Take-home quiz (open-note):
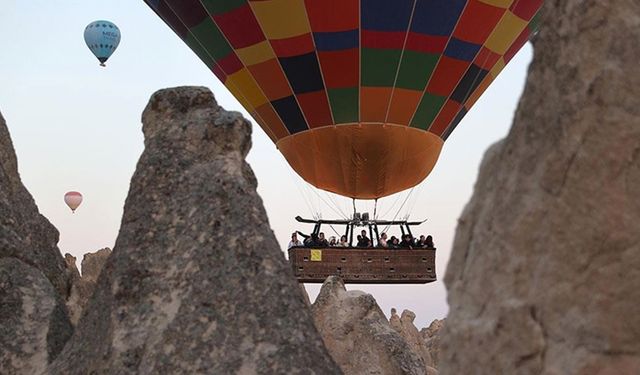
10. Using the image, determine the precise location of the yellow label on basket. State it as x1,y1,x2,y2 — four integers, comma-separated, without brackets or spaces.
310,249,322,262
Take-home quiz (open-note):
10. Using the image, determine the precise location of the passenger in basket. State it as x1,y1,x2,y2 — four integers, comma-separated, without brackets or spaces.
425,235,435,249
329,236,337,247
296,231,310,245
338,235,349,247
298,231,318,247
358,230,371,247
388,236,399,249
399,234,414,249
416,235,426,248
288,232,302,249
379,232,388,248
318,232,330,247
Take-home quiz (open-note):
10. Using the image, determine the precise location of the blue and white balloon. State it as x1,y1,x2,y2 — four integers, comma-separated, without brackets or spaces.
84,20,120,67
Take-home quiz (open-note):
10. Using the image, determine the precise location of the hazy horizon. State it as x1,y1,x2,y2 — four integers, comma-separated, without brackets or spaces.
0,0,532,328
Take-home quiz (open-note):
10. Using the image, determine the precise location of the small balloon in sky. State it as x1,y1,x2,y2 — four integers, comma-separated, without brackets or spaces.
84,20,121,67
64,191,83,213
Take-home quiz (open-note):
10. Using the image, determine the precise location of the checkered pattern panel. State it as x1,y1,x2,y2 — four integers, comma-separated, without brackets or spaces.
144,0,543,142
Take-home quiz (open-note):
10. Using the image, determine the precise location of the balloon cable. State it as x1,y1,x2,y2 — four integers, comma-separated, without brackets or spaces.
286,166,317,220
324,191,349,219
308,184,348,220
382,188,414,234
373,199,378,220
380,191,404,219
328,224,341,238
352,199,356,218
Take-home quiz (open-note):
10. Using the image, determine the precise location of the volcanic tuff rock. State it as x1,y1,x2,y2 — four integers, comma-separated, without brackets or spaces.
390,309,435,369
0,112,71,299
300,284,312,306
63,254,81,324
312,276,427,375
65,248,112,325
79,247,111,282
442,1,640,374
0,258,73,375
420,319,445,369
48,87,340,374
0,112,73,373
420,318,445,341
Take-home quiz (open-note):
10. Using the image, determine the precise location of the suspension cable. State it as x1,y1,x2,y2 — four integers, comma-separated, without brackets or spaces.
286,167,316,220
328,224,342,238
382,188,415,233
352,198,356,218
373,198,378,220
307,184,349,219
380,191,404,218
324,191,349,219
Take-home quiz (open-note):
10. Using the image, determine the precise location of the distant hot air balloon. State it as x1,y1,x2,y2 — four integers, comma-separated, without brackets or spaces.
84,20,121,66
64,191,83,213
144,0,543,199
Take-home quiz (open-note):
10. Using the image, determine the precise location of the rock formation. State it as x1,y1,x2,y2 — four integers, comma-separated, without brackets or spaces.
48,87,339,374
0,112,71,299
0,258,73,375
65,248,112,324
420,319,445,369
80,248,111,282
420,319,444,340
299,284,311,306
0,112,73,373
312,276,427,375
442,2,640,374
390,309,435,368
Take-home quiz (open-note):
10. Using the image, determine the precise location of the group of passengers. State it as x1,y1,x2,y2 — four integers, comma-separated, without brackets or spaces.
288,230,434,250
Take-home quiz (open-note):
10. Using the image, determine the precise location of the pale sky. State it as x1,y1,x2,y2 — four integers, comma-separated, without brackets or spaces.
0,0,532,328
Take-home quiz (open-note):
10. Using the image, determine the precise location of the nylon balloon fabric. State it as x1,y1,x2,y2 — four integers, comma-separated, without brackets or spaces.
84,20,121,66
64,191,83,212
144,0,543,199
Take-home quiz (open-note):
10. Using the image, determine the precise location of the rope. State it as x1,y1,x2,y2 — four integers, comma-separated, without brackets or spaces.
308,184,349,219
380,191,404,218
352,199,356,218
405,180,425,219
328,224,341,238
373,199,378,220
287,168,317,220
382,188,414,233
324,191,349,219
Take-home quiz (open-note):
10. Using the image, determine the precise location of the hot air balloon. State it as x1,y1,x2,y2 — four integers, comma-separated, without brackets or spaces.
143,0,542,200
84,20,121,66
144,0,544,284
64,191,83,213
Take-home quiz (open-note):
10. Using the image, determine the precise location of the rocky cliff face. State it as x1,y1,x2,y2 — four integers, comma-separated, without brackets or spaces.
390,309,435,369
48,87,339,374
420,319,445,369
0,112,73,374
0,258,72,375
312,276,428,375
442,2,640,374
0,112,71,300
65,248,112,324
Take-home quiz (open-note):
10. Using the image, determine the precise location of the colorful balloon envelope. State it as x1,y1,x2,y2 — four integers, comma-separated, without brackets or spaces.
144,0,543,199
64,191,83,213
84,20,121,66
